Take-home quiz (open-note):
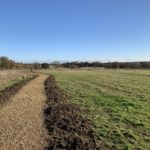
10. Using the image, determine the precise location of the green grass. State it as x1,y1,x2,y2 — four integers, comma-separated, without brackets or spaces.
0,76,32,91
38,69,150,150
0,79,23,91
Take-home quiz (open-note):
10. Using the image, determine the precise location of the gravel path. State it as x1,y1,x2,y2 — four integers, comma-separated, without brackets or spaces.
0,75,49,150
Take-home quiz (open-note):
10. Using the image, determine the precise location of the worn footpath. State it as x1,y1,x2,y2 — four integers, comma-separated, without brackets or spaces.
0,75,49,150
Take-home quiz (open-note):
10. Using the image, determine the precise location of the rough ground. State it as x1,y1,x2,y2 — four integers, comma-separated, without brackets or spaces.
44,76,101,150
0,75,49,150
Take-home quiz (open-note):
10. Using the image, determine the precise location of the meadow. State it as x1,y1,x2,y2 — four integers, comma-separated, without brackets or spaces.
0,70,32,90
38,69,150,150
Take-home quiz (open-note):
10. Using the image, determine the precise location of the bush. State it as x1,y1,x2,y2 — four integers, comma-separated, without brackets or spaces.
41,63,49,69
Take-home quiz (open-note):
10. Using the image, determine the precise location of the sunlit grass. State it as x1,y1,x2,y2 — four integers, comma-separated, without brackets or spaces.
0,70,32,91
0,78,24,91
38,69,150,149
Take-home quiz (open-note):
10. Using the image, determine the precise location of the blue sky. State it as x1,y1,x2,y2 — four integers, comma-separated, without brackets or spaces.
0,0,150,62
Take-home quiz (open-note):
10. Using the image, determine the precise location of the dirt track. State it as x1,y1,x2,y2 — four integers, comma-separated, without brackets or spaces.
0,75,49,150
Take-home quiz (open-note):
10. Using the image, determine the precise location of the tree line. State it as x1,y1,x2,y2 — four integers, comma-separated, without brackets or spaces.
62,61,150,69
0,56,150,69
0,57,49,69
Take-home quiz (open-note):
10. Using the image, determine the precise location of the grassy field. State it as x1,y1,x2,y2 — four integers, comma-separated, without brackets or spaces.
37,69,150,150
0,70,32,90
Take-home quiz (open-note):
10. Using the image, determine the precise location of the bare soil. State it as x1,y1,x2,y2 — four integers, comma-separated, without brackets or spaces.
0,75,49,150
44,76,101,150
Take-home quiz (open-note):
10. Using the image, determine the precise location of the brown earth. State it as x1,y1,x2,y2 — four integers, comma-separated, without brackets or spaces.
0,75,49,150
44,75,102,150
